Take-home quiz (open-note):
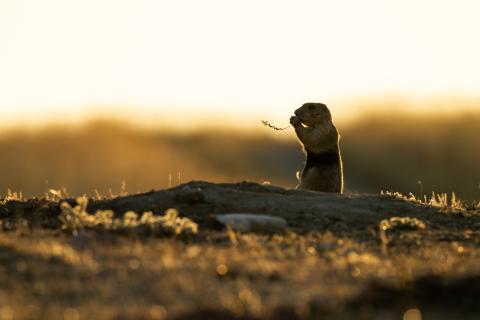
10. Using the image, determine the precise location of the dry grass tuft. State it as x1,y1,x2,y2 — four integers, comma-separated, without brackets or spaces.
381,190,466,211
379,216,426,248
59,197,198,236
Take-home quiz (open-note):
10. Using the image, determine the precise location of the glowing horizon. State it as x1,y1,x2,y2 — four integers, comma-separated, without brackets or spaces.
1,0,480,128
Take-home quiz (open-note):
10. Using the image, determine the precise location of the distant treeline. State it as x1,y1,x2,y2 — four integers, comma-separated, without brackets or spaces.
1,112,479,201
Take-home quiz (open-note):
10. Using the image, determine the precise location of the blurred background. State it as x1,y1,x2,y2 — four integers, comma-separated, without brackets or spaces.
1,1,479,201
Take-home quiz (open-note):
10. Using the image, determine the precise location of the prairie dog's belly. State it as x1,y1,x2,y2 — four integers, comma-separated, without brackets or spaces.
298,159,342,193
299,151,343,193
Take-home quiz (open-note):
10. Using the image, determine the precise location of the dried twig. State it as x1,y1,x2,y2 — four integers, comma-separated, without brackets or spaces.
261,120,291,131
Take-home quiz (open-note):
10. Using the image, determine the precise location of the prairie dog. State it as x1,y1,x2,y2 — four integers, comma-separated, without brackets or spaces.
290,102,343,193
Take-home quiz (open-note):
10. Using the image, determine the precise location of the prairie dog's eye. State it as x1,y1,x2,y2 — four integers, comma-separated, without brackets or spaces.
308,105,315,110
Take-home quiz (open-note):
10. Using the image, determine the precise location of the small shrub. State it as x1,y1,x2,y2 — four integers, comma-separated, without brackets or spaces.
59,197,198,236
379,216,426,246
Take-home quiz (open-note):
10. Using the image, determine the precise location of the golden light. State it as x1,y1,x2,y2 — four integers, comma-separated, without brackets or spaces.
1,0,480,128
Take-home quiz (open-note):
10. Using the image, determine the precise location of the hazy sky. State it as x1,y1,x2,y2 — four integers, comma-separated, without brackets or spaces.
1,0,480,128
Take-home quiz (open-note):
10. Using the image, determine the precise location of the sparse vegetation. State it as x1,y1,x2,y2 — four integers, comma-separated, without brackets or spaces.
379,217,426,247
381,190,465,210
1,181,480,319
3,189,24,202
59,197,198,236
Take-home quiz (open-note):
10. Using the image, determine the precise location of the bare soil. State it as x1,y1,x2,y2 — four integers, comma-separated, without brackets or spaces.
1,181,480,320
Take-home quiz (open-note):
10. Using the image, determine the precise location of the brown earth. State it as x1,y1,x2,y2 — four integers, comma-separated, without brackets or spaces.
1,181,480,319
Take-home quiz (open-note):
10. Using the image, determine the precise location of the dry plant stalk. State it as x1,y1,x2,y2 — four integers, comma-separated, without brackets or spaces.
261,120,291,131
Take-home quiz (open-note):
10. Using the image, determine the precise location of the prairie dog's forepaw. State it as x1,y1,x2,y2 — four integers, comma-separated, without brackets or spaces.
290,116,302,127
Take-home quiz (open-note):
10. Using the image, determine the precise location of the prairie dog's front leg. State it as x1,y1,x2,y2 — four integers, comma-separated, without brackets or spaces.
290,116,312,146
290,115,302,127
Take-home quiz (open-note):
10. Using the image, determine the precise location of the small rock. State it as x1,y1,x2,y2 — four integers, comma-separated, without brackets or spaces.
215,213,287,233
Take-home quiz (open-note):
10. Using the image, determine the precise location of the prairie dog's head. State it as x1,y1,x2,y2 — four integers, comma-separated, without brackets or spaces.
294,102,332,127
